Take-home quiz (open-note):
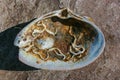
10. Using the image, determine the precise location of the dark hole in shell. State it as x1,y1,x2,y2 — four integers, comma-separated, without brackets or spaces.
18,40,20,44
23,38,27,41
61,9,68,17
80,48,83,51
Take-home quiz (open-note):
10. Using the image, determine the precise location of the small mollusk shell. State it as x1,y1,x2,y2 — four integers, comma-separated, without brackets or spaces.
14,8,105,70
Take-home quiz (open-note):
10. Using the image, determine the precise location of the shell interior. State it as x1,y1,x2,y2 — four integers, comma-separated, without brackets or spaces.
14,8,105,70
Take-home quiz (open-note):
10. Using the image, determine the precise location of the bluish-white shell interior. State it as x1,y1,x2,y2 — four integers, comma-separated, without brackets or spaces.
14,8,105,70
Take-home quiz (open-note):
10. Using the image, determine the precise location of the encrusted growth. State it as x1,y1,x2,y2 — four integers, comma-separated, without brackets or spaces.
18,16,96,63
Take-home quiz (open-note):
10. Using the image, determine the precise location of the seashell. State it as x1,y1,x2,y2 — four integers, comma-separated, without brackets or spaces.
14,8,105,70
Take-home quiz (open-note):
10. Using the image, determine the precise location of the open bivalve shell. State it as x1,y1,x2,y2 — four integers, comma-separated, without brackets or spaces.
14,8,105,70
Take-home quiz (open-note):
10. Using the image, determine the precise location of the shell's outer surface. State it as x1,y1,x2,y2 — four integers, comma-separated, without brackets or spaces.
14,8,105,70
